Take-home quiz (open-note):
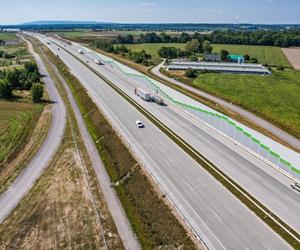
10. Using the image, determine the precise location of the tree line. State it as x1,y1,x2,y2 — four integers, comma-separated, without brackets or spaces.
115,30,300,47
94,40,153,66
0,61,44,102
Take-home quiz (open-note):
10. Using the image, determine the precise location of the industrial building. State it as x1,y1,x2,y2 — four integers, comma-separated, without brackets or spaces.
166,60,271,75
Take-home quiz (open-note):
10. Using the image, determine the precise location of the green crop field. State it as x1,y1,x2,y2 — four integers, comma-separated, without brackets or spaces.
212,44,291,67
191,69,300,139
0,100,43,167
0,32,18,41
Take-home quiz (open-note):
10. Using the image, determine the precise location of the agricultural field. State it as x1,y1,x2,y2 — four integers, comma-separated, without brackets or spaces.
0,32,18,41
0,100,43,167
212,44,291,67
191,69,300,139
121,43,185,63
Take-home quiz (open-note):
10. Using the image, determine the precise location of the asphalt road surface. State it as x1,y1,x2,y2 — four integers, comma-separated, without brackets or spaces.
37,35,292,249
152,61,300,151
73,43,300,234
0,37,66,222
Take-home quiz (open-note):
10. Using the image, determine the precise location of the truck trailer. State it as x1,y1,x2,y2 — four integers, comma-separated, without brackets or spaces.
135,88,151,101
152,95,164,105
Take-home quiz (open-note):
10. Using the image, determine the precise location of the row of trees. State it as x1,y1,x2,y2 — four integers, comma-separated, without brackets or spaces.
158,40,213,59
94,40,153,66
115,30,300,48
0,61,44,102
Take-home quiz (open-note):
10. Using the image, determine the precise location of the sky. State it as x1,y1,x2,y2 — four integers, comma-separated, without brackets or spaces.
0,0,300,25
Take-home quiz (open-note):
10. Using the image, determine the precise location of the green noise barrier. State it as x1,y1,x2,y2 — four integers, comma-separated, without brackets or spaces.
91,51,300,180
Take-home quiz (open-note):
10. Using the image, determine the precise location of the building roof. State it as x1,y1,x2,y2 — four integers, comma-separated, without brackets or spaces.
228,54,244,60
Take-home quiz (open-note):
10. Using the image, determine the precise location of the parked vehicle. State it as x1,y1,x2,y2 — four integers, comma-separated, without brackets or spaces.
291,182,300,192
135,120,144,128
135,88,151,101
78,49,84,54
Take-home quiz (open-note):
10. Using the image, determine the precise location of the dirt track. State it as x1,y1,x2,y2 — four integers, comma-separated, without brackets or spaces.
282,48,300,70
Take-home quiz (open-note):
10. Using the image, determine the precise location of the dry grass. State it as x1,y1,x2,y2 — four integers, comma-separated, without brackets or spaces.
0,126,119,249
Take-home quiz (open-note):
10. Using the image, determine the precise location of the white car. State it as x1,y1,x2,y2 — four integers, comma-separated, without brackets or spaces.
135,120,144,128
291,182,300,192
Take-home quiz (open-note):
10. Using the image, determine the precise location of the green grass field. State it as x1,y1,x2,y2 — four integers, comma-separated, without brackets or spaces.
0,100,43,167
121,43,185,63
212,44,291,67
0,32,18,41
191,70,300,139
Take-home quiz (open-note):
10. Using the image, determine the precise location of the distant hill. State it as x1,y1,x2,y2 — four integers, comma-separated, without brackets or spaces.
21,20,111,25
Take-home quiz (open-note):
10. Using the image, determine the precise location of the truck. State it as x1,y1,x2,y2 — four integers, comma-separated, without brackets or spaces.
135,88,151,101
94,59,104,65
152,94,164,105
78,49,84,54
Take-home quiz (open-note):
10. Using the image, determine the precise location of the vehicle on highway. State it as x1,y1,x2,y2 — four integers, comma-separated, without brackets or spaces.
94,59,104,65
78,49,84,54
152,94,164,105
135,120,144,128
291,182,300,192
57,48,60,50
135,88,151,101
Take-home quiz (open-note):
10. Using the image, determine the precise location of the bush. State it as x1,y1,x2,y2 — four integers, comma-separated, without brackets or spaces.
277,65,284,71
31,83,44,103
128,50,152,64
189,54,198,62
185,69,199,78
250,57,258,63
94,40,114,53
158,46,179,59
0,80,12,98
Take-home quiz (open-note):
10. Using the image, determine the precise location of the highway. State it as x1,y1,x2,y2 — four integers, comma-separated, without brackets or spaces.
70,42,300,233
152,61,300,152
0,37,67,222
36,34,293,249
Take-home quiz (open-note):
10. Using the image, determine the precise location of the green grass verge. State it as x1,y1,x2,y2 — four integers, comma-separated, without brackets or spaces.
43,41,196,249
190,70,300,140
0,100,44,168
212,44,291,67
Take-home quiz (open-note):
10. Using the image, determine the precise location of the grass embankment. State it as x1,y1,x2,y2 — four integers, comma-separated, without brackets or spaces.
0,123,117,249
46,41,196,249
0,100,44,168
0,38,124,249
212,44,291,67
189,70,300,140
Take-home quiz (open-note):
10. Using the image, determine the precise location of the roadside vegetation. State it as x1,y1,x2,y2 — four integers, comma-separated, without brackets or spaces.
0,40,45,174
168,69,300,140
44,39,197,249
0,37,124,250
